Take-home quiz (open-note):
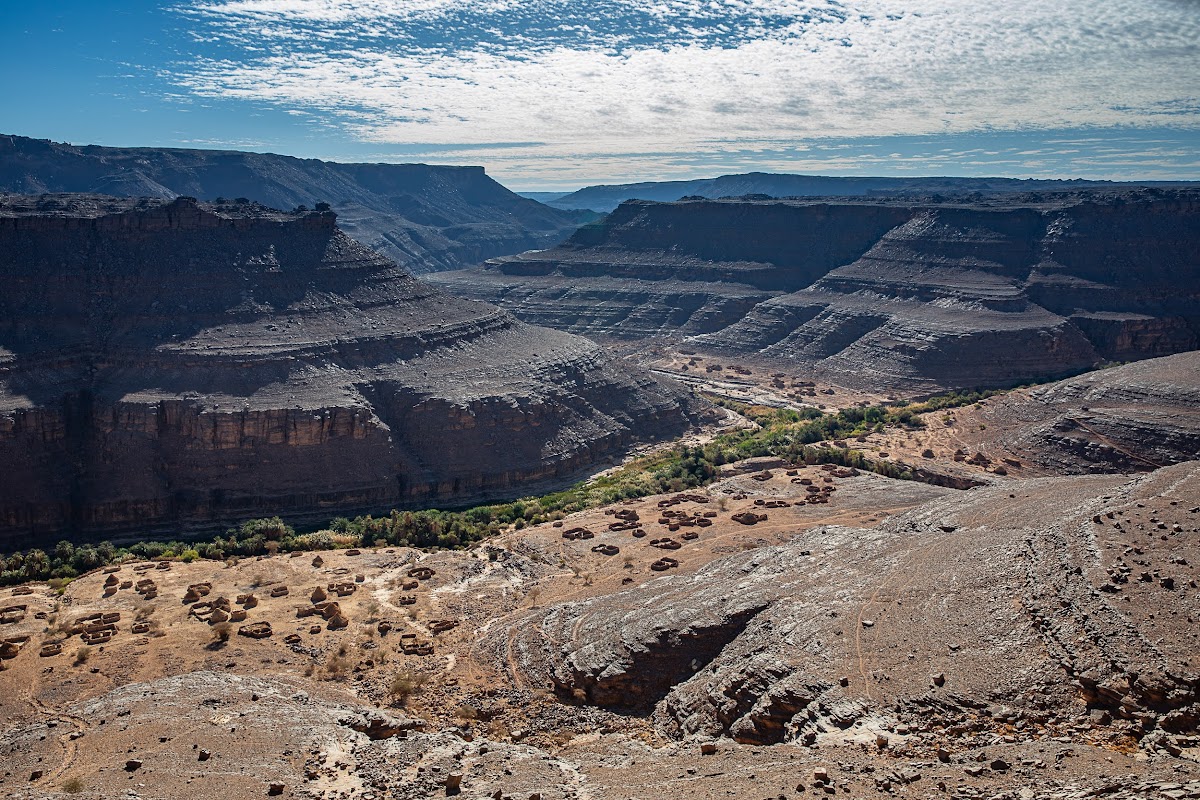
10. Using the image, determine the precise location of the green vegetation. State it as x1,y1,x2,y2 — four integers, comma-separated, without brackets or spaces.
0,390,994,586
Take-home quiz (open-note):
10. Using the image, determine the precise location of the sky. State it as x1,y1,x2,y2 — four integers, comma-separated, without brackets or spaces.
2,0,1198,190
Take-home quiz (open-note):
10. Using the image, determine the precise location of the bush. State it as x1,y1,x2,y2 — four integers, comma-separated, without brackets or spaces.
389,669,430,705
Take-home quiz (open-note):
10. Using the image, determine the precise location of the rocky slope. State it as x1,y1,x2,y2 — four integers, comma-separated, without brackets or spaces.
430,191,1200,390
0,134,588,273
499,462,1200,752
547,172,1199,212
893,351,1200,476
0,194,696,547
3,455,1197,800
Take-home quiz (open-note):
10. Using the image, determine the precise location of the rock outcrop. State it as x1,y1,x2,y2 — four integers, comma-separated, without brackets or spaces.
950,350,1200,474
498,463,1200,746
0,194,696,546
430,191,1200,390
0,134,590,273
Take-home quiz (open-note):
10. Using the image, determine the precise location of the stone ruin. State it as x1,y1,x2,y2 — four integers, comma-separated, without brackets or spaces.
0,604,27,625
189,598,230,623
327,581,357,598
1,635,31,659
650,538,682,550
312,555,325,568
39,642,63,657
269,585,290,598
754,499,791,509
135,578,158,600
562,527,595,541
183,582,212,603
650,557,679,572
80,622,117,645
407,567,435,581
428,619,459,634
399,632,434,656
732,511,768,525
590,544,620,556
657,493,710,509
236,593,259,608
750,471,774,482
397,594,417,605
11,586,34,596
131,621,151,634
238,621,273,639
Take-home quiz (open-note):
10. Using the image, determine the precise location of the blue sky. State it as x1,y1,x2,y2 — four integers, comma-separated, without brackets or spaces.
2,0,1198,190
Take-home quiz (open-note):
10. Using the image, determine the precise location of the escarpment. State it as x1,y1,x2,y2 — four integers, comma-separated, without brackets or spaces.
0,134,589,273
429,191,1200,389
0,194,697,546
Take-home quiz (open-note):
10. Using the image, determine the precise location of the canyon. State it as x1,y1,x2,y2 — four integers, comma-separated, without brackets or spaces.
0,194,697,547
0,134,589,274
430,190,1200,391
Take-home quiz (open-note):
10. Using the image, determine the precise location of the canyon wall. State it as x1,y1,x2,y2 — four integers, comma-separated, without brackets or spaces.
429,191,1200,390
0,195,697,548
0,134,589,273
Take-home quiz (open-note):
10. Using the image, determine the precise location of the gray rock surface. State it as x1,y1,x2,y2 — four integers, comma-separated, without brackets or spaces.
0,194,697,545
0,134,589,273
499,464,1200,746
431,192,1200,390
963,351,1200,473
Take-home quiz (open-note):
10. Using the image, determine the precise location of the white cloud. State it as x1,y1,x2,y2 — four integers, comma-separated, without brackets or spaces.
170,0,1200,181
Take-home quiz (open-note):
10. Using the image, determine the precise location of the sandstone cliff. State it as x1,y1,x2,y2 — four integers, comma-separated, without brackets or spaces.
0,134,589,273
0,195,696,547
430,191,1200,390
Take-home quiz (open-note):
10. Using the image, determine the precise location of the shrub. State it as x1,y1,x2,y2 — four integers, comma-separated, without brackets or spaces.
389,669,430,705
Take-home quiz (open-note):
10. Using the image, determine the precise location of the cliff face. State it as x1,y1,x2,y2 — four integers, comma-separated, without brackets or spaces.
0,134,589,273
0,195,696,547
429,191,1200,390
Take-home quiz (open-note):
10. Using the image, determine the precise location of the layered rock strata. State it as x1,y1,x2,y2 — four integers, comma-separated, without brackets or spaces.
0,195,695,546
952,350,1200,473
0,134,589,273
430,191,1200,390
497,463,1200,746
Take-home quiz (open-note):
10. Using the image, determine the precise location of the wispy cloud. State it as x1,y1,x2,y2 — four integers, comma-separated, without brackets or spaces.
168,0,1200,182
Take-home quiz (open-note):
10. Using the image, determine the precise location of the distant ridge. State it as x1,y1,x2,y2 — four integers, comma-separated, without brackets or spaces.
0,134,589,273
547,171,1200,212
